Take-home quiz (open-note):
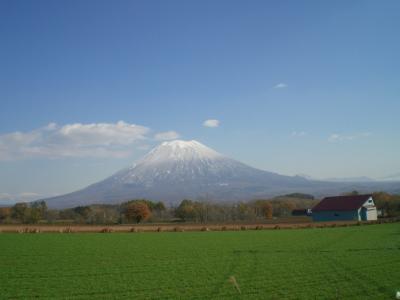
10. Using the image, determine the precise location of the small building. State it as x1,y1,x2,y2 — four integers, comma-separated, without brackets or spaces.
312,194,378,222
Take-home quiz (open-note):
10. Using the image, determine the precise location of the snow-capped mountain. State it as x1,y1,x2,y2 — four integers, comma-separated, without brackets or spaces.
109,140,299,186
43,140,400,208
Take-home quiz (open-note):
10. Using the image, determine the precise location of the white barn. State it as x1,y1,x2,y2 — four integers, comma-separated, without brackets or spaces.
312,194,378,222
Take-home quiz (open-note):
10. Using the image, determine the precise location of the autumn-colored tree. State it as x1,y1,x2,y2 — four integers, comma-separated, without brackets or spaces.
74,206,92,219
11,203,29,223
31,201,47,217
175,199,196,221
0,207,11,223
373,192,400,217
236,202,255,220
28,201,48,223
27,208,41,223
261,202,273,219
154,201,166,212
152,201,166,219
281,201,296,216
125,202,151,223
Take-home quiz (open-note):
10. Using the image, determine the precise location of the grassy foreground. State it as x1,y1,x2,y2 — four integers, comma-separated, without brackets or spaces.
0,224,399,299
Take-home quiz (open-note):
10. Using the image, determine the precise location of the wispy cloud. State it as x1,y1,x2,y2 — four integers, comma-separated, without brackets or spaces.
328,132,372,143
0,192,45,205
291,131,307,137
274,83,288,89
154,131,180,141
203,119,220,128
0,121,151,160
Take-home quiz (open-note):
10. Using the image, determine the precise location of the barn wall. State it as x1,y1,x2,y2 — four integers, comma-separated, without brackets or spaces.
361,207,378,221
361,197,378,221
312,210,360,222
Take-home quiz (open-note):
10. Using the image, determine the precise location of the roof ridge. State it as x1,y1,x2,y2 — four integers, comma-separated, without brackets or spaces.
313,194,373,212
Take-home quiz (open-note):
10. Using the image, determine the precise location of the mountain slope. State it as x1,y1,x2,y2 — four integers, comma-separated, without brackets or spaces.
43,140,307,208
43,140,400,208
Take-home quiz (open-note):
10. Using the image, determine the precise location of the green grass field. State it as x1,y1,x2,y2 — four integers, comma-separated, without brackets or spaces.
0,223,399,299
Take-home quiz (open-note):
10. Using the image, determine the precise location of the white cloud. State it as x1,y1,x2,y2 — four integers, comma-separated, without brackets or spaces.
203,119,220,128
291,131,307,137
274,83,288,89
56,121,148,145
328,132,372,143
154,131,180,141
328,134,341,142
0,121,150,160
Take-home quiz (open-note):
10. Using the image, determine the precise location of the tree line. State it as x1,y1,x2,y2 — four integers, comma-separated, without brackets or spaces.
0,192,399,225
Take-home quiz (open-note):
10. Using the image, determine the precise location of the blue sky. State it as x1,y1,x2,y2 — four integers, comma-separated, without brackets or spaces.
0,0,399,202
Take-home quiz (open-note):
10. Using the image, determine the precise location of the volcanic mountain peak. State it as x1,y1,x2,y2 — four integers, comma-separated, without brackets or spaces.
41,140,400,209
136,139,223,165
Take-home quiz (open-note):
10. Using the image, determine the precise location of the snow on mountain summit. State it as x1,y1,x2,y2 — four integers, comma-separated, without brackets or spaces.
136,140,223,165
116,140,236,185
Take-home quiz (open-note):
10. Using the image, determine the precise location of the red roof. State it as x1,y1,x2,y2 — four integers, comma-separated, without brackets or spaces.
313,194,372,212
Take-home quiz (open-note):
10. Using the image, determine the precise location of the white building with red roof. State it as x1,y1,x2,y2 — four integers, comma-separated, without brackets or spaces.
312,194,378,222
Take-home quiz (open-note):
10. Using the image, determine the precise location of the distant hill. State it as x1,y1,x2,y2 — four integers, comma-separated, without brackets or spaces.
323,176,375,182
379,173,400,182
277,193,315,200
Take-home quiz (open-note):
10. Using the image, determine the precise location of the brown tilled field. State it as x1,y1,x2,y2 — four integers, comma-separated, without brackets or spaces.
0,218,389,233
